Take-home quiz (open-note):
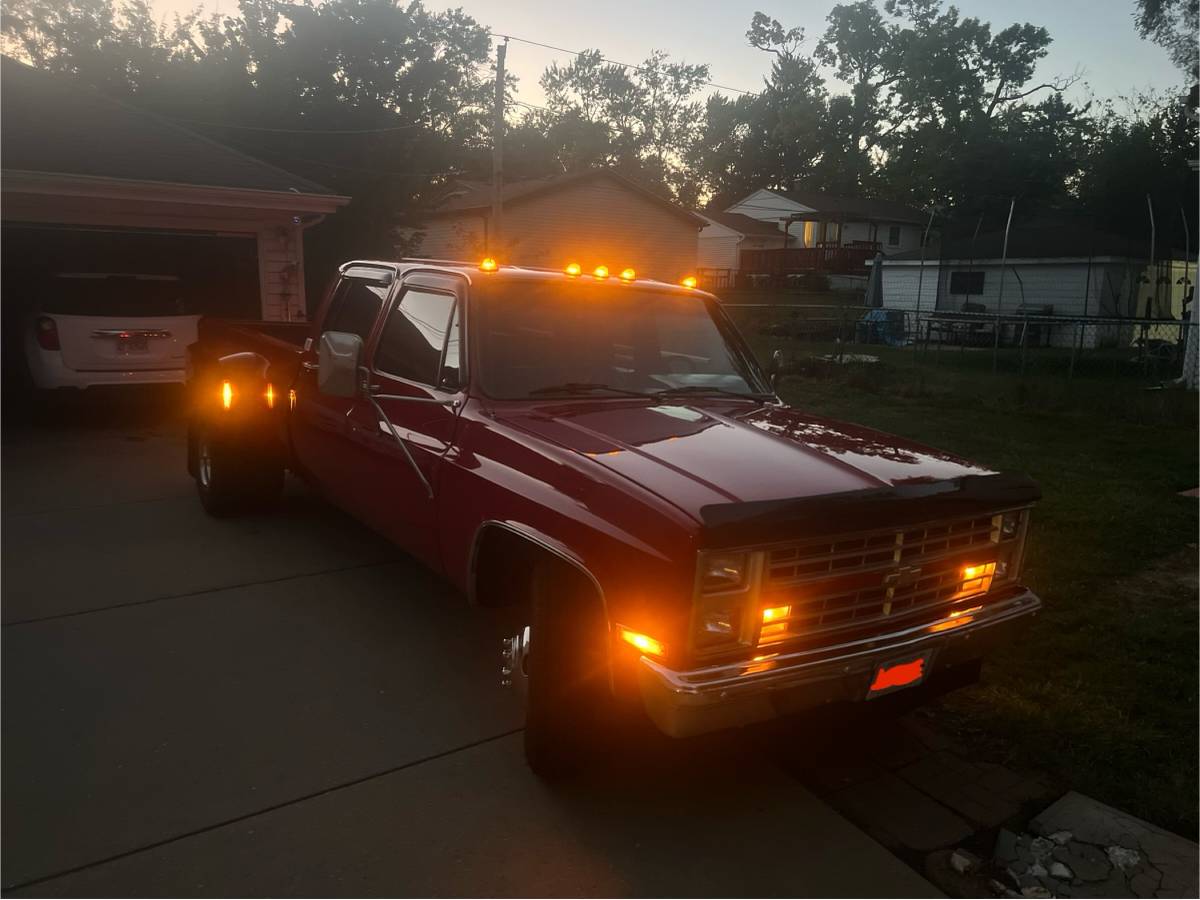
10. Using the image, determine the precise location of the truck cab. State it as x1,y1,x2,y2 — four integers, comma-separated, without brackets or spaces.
187,257,1042,776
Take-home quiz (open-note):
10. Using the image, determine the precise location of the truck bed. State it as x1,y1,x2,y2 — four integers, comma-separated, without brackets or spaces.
191,318,310,386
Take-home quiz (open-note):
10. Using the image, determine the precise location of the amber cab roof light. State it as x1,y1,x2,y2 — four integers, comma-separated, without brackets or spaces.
479,257,499,272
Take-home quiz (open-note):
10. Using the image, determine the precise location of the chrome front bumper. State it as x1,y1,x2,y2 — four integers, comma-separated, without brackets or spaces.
638,589,1041,738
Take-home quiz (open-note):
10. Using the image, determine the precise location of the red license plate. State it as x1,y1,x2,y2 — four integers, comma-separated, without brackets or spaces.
867,654,930,699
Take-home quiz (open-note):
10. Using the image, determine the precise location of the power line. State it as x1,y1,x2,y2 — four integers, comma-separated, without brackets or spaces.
489,31,758,97
167,116,427,134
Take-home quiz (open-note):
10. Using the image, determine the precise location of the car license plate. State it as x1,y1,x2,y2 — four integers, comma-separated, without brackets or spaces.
117,335,149,353
866,653,930,699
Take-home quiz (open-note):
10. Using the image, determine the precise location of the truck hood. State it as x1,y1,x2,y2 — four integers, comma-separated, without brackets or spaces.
495,400,994,522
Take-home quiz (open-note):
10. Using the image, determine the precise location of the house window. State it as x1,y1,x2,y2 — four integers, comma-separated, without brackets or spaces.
887,226,901,247
949,271,985,295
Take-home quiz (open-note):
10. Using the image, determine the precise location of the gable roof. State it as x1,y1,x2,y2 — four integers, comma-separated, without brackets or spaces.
699,210,784,236
886,226,1181,262
742,188,927,224
430,169,705,227
1,56,335,197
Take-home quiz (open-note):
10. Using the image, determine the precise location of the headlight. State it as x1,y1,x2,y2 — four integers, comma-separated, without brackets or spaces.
692,551,759,656
698,551,749,594
995,511,1022,540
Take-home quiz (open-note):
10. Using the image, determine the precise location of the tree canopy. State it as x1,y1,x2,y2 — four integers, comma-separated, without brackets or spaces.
2,0,1195,261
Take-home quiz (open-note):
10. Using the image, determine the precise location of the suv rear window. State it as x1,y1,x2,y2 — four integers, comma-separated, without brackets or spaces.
43,275,191,317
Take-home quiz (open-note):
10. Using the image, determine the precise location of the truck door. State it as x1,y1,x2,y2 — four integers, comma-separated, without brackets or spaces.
290,272,388,514
346,272,466,568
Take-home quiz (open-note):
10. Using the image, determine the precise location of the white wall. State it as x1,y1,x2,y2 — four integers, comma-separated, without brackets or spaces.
728,190,922,253
879,263,940,313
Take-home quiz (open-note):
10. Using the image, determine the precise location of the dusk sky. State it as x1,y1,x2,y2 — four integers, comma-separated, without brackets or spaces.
149,0,1184,107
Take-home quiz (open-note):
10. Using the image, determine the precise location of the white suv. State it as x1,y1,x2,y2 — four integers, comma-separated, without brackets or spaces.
24,273,200,390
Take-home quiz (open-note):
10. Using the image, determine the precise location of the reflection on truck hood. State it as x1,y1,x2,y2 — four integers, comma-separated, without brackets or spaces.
496,400,994,520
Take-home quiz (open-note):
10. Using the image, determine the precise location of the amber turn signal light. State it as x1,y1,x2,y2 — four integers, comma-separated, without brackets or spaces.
618,626,665,658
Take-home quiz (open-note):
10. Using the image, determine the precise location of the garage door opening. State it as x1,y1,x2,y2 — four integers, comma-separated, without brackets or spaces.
2,225,260,391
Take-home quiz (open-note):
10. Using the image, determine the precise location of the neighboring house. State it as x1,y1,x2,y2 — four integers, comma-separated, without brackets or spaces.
413,170,703,282
873,226,1194,347
697,211,793,272
725,188,928,254
1,56,348,329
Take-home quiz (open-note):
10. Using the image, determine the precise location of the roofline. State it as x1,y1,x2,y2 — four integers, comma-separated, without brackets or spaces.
2,56,341,197
1,170,350,213
697,212,784,237
427,170,706,227
728,187,928,224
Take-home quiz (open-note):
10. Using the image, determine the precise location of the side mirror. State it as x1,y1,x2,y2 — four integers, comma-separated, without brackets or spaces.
317,331,363,397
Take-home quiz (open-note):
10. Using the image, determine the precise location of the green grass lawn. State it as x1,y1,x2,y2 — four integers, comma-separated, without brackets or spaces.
766,352,1199,837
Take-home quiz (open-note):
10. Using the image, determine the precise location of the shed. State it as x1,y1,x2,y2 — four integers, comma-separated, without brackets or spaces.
873,226,1195,348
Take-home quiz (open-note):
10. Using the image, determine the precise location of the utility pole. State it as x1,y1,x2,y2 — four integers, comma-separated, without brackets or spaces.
490,38,507,258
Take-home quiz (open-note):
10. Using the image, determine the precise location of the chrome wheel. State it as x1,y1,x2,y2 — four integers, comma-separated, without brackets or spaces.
501,625,531,703
197,437,212,488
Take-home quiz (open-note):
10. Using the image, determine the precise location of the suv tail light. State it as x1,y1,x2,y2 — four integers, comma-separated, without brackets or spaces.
34,316,60,351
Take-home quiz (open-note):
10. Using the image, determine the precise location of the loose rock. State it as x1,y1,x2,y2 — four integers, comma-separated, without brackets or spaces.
1054,842,1111,882
1049,830,1073,845
1049,861,1073,880
951,848,981,874
1021,887,1053,899
1105,846,1140,871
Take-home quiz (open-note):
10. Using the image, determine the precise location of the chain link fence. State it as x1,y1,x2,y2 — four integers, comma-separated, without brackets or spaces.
723,302,1198,386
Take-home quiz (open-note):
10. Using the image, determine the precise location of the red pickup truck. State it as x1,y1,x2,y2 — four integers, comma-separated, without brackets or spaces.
186,258,1042,776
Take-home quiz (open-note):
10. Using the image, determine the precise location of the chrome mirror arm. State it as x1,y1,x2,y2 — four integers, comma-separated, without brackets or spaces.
357,367,434,499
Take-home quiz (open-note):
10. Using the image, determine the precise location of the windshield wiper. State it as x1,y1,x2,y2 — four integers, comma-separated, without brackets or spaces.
653,385,772,401
528,382,650,398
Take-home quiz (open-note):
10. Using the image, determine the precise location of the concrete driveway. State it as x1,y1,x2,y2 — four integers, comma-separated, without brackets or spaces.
1,389,935,896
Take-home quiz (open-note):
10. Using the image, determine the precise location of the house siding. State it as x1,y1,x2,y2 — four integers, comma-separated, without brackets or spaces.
416,180,698,281
698,232,740,270
257,222,307,321
879,258,1194,348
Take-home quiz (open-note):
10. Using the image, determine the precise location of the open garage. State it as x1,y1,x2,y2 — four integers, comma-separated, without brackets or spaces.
1,57,347,390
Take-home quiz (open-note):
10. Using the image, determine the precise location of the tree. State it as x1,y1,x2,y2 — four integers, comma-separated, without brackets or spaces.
530,47,709,200
1134,0,1199,75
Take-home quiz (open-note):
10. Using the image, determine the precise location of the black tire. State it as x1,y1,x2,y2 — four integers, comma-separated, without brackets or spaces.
192,424,284,517
523,561,612,779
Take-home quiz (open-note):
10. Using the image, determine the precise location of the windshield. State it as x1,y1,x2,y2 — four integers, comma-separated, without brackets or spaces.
474,282,770,400
43,275,191,317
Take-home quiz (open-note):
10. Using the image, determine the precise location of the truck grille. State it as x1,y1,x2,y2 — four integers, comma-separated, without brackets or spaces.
759,514,1008,647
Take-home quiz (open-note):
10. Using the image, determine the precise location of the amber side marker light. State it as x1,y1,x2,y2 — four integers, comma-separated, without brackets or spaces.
265,383,276,409
618,626,665,658
680,275,698,289
619,267,636,282
221,380,233,410
565,262,582,277
954,561,996,599
479,257,498,272
759,604,792,645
